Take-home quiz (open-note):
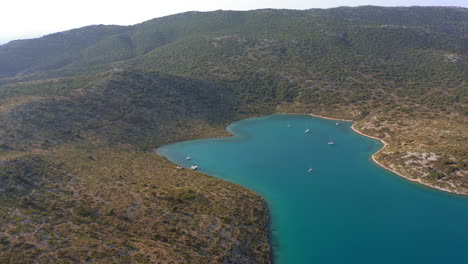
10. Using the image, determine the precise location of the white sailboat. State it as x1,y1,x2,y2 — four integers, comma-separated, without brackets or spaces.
305,117,312,133
328,136,335,145
185,156,192,160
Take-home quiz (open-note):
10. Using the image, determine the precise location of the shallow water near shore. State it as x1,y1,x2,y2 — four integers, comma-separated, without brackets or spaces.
157,114,468,264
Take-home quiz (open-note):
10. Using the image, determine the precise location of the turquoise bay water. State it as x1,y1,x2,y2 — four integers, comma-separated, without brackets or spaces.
157,114,468,264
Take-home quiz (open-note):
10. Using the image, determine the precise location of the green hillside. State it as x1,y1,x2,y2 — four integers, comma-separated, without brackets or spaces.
0,6,467,262
1,7,466,77
0,70,235,150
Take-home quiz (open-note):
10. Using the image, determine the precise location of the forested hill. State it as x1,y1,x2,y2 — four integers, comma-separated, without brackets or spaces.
1,6,466,114
0,6,467,262
0,6,466,79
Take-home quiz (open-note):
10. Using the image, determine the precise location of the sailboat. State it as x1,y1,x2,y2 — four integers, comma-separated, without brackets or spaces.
327,136,335,145
307,168,313,173
305,118,311,133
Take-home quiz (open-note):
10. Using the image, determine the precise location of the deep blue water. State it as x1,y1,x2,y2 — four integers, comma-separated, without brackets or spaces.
157,114,468,264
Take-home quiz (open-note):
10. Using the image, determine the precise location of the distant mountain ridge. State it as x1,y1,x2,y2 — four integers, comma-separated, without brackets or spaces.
1,6,466,79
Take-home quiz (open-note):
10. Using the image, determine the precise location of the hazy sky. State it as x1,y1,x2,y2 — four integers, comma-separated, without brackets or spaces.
1,0,467,44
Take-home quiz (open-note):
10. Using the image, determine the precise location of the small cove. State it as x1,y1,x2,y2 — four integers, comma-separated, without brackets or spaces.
157,114,468,263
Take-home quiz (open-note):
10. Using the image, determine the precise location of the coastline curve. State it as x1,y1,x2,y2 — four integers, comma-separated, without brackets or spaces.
304,112,465,196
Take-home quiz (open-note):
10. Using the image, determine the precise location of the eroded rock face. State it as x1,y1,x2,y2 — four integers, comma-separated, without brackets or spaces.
445,53,464,64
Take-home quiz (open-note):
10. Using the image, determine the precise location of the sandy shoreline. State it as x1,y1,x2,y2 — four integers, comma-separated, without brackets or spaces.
302,113,467,195
349,123,422,184
306,113,354,122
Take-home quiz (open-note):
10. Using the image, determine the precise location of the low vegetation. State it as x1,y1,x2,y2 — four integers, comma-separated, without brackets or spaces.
0,6,466,262
0,147,270,263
